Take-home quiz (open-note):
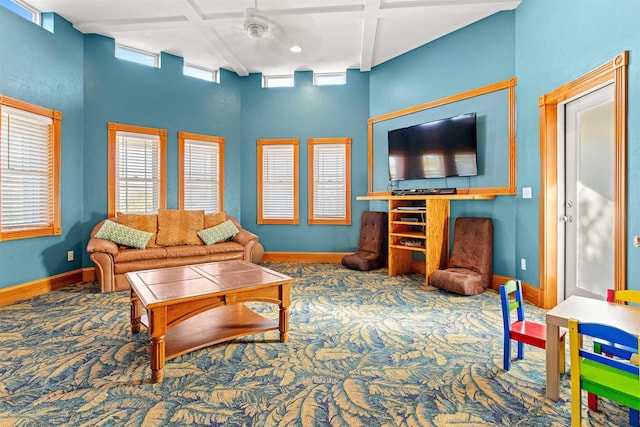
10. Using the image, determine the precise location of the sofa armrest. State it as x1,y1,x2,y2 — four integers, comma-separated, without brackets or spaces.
86,237,119,256
233,229,258,245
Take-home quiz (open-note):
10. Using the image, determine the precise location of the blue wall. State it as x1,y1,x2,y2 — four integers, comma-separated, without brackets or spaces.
0,11,84,288
514,0,640,288
368,11,517,278
82,34,244,267
239,70,370,252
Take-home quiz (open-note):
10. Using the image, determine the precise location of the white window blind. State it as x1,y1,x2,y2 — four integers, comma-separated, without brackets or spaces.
1,105,53,230
184,139,220,213
115,131,161,214
262,144,295,219
312,143,347,219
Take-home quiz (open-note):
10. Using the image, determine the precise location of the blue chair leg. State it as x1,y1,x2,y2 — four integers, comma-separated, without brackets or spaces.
629,408,639,427
517,341,524,360
503,335,511,370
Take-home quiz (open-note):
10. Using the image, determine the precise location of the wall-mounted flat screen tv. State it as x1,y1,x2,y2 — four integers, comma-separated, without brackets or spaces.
388,113,478,181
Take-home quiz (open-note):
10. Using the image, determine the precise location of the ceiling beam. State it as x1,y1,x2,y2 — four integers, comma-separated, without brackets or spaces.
359,0,381,72
182,0,249,77
382,0,519,9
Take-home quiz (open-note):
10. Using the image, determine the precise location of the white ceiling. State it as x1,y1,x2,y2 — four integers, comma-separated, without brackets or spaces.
27,0,521,77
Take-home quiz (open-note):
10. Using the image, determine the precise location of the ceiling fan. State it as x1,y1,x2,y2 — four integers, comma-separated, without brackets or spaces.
239,0,321,57
243,2,274,41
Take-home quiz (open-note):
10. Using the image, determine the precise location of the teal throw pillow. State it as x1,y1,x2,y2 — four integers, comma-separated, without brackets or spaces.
95,220,153,249
198,220,239,245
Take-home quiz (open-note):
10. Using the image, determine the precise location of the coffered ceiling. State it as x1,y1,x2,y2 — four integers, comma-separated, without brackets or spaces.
27,0,521,76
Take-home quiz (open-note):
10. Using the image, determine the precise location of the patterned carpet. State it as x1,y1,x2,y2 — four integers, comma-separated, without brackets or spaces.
0,263,630,426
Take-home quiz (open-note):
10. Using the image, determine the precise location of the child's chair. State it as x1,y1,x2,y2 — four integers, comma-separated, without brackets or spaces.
499,279,566,371
569,318,640,427
588,288,640,422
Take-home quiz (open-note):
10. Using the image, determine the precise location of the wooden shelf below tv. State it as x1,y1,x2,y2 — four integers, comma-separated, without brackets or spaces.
357,193,496,201
357,192,495,284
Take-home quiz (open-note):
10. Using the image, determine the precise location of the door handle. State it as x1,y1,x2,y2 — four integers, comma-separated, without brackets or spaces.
560,215,573,223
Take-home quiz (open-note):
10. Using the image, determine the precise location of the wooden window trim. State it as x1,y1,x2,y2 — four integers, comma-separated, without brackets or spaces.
178,131,225,212
257,138,299,225
107,122,166,218
0,95,61,242
308,137,351,225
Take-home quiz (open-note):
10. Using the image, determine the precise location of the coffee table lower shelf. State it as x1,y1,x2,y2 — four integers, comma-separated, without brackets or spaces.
139,303,279,361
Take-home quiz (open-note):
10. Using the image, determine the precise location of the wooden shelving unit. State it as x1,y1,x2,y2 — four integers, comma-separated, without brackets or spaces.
388,198,449,279
357,193,495,283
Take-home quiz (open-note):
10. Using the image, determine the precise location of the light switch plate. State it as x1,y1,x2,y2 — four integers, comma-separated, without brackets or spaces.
522,187,532,199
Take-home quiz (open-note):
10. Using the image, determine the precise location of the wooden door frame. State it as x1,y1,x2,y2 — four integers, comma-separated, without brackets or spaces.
538,51,628,309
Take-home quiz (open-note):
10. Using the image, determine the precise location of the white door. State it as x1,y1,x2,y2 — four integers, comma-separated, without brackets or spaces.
559,83,615,301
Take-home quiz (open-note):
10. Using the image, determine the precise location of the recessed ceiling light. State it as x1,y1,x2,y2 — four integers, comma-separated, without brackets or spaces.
290,45,302,53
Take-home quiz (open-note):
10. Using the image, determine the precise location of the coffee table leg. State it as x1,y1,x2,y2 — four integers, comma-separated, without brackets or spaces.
279,305,289,343
279,283,291,343
130,290,142,334
148,308,167,383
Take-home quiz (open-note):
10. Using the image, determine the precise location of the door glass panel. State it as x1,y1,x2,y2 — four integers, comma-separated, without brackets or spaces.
564,84,614,299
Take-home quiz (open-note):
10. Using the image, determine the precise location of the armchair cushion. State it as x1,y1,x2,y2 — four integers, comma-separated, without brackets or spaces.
94,220,153,250
428,217,493,296
342,211,388,271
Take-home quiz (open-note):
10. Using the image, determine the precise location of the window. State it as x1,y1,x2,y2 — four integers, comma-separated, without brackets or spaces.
308,138,351,224
257,138,299,224
263,75,294,88
0,0,40,24
313,72,347,86
178,132,224,213
107,123,166,217
183,64,218,83
115,44,160,68
0,95,61,241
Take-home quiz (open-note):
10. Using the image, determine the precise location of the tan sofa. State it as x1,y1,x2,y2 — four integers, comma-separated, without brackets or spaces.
86,210,261,293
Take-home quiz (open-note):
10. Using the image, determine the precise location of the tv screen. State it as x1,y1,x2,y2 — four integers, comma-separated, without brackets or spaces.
388,113,478,181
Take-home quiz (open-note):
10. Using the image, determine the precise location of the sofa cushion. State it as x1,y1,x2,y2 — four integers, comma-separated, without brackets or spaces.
114,247,168,263
95,220,153,250
204,211,227,228
203,241,245,255
197,220,239,245
156,209,204,246
116,213,159,247
165,245,208,258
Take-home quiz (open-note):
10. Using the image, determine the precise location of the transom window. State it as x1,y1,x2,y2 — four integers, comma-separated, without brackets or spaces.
0,95,61,241
183,64,218,83
308,137,351,224
107,123,166,217
115,44,160,68
263,75,294,88
313,72,347,86
257,138,299,224
178,132,224,214
0,0,40,24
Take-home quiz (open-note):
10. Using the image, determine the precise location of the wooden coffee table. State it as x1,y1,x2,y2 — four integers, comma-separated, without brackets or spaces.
126,260,292,383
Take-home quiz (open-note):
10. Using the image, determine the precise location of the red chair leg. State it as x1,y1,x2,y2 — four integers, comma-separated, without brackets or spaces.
588,392,598,411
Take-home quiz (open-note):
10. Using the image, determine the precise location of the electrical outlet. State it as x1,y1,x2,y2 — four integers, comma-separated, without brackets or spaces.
520,258,527,270
635,236,640,247
67,250,74,262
